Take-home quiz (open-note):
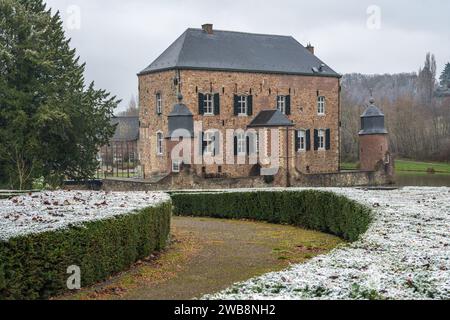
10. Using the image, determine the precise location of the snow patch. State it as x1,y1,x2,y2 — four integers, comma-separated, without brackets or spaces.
0,191,170,241
204,187,450,300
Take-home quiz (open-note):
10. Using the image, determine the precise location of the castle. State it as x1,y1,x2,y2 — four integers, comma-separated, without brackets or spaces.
131,24,393,189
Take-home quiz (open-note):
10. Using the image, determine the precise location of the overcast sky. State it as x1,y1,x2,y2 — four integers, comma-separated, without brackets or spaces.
44,0,450,112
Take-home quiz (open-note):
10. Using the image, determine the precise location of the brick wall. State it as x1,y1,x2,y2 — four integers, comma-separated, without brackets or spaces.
138,69,340,178
359,134,389,171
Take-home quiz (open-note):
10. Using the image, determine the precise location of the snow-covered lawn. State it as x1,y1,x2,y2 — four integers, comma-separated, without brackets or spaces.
0,191,170,241
205,187,450,300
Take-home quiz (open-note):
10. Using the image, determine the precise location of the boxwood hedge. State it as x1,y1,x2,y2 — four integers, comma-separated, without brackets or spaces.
171,190,372,242
0,202,171,300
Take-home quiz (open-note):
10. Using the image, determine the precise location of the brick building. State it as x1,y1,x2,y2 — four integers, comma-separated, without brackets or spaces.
138,24,342,182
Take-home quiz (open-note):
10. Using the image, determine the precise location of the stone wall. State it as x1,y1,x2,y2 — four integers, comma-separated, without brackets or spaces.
101,166,392,192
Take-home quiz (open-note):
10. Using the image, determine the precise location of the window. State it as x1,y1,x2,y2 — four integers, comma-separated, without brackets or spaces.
298,130,306,152
204,131,215,154
237,132,246,155
238,96,248,116
172,160,181,173
277,96,286,114
156,132,164,155
318,129,326,150
156,93,162,115
317,96,326,115
204,94,214,115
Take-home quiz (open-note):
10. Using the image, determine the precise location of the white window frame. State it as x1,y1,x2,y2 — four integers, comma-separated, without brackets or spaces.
277,96,286,114
317,96,326,115
318,129,326,150
238,95,248,116
204,131,216,155
156,131,164,155
156,93,162,115
237,132,246,155
298,130,306,152
172,160,181,173
204,94,214,115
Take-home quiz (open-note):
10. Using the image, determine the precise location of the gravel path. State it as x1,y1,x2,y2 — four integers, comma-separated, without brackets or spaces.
205,187,450,300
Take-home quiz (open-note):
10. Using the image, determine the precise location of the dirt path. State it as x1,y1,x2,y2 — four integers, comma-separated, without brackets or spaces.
63,216,342,300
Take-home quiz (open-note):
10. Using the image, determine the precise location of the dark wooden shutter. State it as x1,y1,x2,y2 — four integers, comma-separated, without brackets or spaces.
314,129,319,151
214,93,220,115
306,129,311,151
247,95,253,116
202,134,208,155
285,95,291,115
233,95,239,116
295,130,300,151
198,93,204,115
234,135,238,156
326,129,331,150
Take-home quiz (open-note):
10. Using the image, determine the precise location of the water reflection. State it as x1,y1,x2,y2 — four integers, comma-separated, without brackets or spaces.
394,173,450,187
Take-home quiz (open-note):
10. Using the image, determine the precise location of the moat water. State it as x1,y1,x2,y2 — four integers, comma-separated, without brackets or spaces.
394,173,450,187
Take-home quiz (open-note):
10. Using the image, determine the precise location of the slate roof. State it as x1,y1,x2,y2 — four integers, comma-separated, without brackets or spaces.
168,103,194,137
139,28,339,77
248,110,294,128
111,117,140,142
359,100,387,135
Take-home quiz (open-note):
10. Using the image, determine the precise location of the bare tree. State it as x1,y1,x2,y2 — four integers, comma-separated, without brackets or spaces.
118,95,139,116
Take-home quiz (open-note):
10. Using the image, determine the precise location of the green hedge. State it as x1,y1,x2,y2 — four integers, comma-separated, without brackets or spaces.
0,202,171,300
171,190,372,242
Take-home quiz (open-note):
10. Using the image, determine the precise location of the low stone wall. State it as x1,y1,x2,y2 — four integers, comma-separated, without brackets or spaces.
100,166,392,192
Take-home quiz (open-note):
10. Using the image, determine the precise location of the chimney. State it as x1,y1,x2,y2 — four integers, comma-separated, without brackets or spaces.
202,24,213,35
306,43,315,55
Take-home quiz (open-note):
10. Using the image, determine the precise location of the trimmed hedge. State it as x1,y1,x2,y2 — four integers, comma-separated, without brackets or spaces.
0,202,171,300
171,190,372,242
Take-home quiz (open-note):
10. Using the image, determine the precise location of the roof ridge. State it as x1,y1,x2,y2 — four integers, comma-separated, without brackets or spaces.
187,27,293,38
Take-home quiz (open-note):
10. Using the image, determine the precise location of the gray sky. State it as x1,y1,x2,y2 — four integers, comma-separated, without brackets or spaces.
44,0,450,112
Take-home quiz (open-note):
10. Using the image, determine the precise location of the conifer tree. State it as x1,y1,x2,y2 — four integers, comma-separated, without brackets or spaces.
0,0,119,189
439,63,450,88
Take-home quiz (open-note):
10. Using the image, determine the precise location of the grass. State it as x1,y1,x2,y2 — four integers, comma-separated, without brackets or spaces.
395,160,450,174
341,159,450,174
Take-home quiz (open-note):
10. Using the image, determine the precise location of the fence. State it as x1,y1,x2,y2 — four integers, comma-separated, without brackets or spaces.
97,141,141,179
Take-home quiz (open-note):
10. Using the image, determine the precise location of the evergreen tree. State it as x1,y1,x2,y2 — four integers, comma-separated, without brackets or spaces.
0,0,119,189
439,63,450,88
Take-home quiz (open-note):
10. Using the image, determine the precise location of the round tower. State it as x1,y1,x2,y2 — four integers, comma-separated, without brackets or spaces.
359,98,391,172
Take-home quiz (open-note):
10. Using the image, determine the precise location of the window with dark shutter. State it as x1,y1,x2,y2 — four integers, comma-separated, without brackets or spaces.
248,95,253,116
214,93,220,115
326,129,331,150
234,135,238,156
285,95,291,115
306,129,311,151
295,130,300,151
199,132,205,156
233,95,239,116
314,129,319,151
198,93,205,115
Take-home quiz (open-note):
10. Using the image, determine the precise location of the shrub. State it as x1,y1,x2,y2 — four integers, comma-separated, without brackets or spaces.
171,190,372,242
0,202,171,300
